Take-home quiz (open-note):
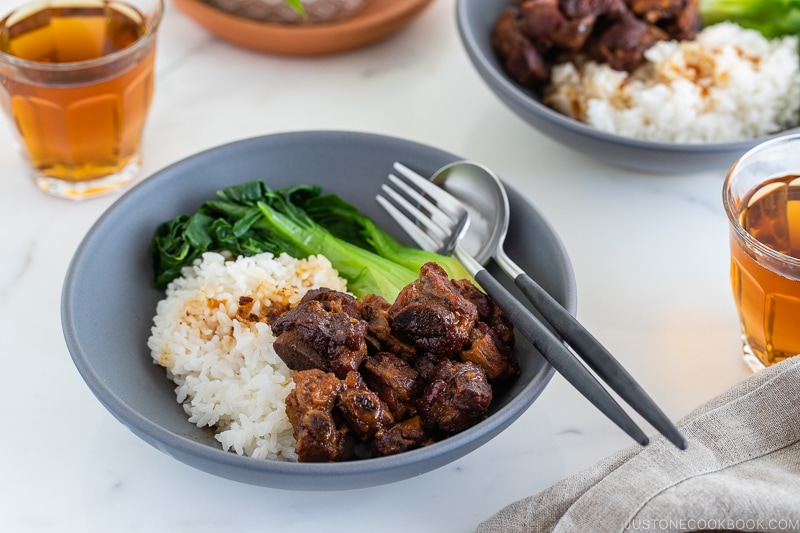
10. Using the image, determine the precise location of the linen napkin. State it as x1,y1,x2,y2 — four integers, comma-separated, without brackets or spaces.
476,357,800,533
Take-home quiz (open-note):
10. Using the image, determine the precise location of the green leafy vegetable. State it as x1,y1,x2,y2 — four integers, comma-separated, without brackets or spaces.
700,0,800,38
296,191,473,283
151,181,472,300
284,0,306,16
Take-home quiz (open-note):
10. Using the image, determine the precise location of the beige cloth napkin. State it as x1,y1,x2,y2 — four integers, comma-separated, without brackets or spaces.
477,357,800,533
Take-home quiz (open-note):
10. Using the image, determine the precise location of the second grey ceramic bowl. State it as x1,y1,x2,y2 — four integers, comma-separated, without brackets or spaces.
456,0,800,174
62,131,576,491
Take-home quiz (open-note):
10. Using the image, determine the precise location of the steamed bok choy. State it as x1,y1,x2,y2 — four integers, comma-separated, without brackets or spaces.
284,0,305,16
150,181,472,300
700,0,800,38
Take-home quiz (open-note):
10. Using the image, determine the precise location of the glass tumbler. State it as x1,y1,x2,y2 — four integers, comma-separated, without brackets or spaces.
0,0,164,200
723,133,800,372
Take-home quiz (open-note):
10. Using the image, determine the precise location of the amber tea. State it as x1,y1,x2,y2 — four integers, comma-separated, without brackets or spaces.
731,170,800,366
0,0,163,199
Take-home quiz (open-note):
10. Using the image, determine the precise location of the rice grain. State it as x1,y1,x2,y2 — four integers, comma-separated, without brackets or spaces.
147,251,348,461
544,23,800,143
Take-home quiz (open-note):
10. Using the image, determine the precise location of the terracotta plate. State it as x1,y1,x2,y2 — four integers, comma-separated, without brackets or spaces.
172,0,436,55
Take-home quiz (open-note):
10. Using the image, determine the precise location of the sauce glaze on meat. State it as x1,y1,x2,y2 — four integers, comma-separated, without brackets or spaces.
492,0,703,89
269,262,519,462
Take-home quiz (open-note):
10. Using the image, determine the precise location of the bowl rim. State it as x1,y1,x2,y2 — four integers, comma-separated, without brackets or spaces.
61,130,570,487
171,0,436,55
455,0,800,153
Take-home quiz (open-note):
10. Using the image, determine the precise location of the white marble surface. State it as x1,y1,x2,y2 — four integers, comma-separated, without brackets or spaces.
0,1,754,531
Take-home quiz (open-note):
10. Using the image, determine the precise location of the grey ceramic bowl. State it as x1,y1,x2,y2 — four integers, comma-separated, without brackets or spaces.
62,131,576,490
456,0,800,174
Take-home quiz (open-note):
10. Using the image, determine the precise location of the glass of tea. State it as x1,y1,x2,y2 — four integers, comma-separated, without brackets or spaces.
0,0,163,200
724,133,800,372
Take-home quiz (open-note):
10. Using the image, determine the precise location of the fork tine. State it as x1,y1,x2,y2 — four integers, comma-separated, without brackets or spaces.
387,173,457,237
392,162,468,220
376,193,441,253
378,162,656,449
389,163,471,256
379,183,452,247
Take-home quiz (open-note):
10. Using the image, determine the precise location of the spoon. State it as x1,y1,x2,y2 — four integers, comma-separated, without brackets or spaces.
431,160,688,450
382,163,649,447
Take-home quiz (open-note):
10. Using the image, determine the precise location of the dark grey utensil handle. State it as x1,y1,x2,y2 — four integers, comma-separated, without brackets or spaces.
473,269,649,446
514,273,688,450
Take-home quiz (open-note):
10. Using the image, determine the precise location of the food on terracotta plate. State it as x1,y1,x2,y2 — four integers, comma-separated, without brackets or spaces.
492,0,800,142
148,183,520,462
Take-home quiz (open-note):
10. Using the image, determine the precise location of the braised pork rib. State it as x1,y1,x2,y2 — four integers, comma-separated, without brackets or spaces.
492,0,703,89
271,263,520,462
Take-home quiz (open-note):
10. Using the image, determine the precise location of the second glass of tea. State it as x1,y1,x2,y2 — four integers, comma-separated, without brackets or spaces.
724,133,800,372
0,0,163,200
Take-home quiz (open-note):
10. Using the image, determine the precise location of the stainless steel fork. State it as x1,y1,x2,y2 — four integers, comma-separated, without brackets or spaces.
377,162,686,450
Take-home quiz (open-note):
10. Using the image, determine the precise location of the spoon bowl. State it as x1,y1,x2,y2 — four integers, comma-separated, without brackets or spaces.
431,161,509,266
427,160,688,450
380,161,653,447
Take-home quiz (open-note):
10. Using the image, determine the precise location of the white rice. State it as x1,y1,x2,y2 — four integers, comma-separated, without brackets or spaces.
543,22,800,143
147,251,348,461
